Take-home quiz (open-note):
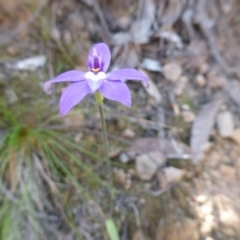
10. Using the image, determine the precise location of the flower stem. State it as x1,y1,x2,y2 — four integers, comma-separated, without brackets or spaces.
95,91,114,215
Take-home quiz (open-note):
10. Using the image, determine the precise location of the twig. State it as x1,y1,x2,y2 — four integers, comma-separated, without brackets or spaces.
145,183,176,197
46,50,56,105
78,227,93,240
79,0,112,43
129,203,141,228
0,182,18,203
56,40,76,67
33,153,59,195
92,1,113,44
34,211,58,222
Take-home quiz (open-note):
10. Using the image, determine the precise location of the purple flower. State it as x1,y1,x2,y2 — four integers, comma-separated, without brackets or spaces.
44,43,148,117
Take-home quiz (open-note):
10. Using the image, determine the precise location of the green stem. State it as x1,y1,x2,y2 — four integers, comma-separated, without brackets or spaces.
95,91,114,215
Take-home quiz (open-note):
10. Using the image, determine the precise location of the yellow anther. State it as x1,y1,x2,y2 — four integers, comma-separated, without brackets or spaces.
91,68,100,72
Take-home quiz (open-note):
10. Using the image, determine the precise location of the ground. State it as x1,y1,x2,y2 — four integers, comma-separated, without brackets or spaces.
1,0,240,239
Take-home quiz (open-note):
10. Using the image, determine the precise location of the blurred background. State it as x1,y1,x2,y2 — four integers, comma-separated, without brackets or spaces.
1,0,240,239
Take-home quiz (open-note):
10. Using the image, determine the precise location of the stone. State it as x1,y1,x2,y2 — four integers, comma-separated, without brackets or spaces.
51,26,61,41
141,58,162,72
219,165,236,178
173,76,188,96
195,195,207,203
136,151,165,180
114,169,126,184
74,133,83,142
109,150,121,159
157,166,186,188
63,30,72,45
4,89,17,104
196,74,206,87
7,46,19,56
216,111,234,137
162,62,182,82
199,63,209,74
63,114,85,126
124,178,132,190
117,119,126,130
181,110,196,123
121,128,136,139
157,217,199,240
132,230,150,240
205,151,221,168
230,128,240,146
207,67,227,89
119,152,130,163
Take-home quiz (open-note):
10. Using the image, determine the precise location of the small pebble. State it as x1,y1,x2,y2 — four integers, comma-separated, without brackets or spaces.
114,169,126,184
216,111,234,137
121,128,135,138
162,62,182,82
7,46,20,56
119,152,129,163
196,74,206,87
181,110,196,123
195,195,207,203
74,132,83,142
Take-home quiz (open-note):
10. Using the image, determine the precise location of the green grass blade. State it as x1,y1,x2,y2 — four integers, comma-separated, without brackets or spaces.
105,218,120,240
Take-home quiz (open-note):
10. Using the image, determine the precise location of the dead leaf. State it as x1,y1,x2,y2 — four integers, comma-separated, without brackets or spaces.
140,58,162,72
139,69,161,104
156,26,183,49
113,45,139,69
127,137,192,160
112,32,131,45
224,81,240,106
130,0,155,44
103,1,134,31
158,0,186,26
185,40,209,72
190,99,223,163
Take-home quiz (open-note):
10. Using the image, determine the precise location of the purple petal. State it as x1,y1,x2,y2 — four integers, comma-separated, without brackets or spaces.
60,81,91,117
107,68,148,86
87,43,111,72
43,70,86,94
99,80,131,107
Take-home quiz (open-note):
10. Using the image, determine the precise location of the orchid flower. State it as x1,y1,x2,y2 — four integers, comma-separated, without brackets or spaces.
44,43,148,117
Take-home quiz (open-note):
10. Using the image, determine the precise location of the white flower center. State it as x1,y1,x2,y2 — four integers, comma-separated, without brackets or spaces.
85,71,106,81
84,71,106,92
